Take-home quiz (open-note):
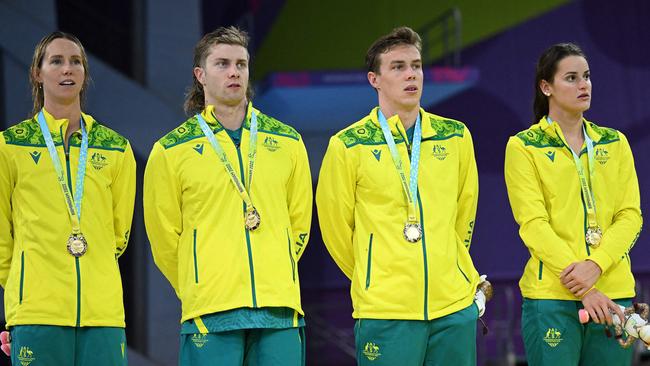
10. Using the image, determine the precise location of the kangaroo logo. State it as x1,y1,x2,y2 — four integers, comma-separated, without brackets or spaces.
363,342,381,361
543,328,563,347
90,152,108,170
18,346,35,365
595,148,610,165
191,334,209,348
263,136,280,152
432,145,449,160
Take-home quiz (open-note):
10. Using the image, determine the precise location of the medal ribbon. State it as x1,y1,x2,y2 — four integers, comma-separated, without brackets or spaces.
546,117,598,229
377,109,422,223
196,110,258,212
37,111,89,234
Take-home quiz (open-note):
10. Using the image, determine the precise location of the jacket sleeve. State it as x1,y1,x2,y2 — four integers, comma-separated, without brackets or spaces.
455,127,479,250
316,136,356,279
287,136,313,261
111,141,136,258
505,136,580,276
144,143,182,296
588,133,643,273
0,137,14,288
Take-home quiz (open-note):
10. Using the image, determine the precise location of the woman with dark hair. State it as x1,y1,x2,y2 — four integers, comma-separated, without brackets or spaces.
505,43,642,365
0,32,136,365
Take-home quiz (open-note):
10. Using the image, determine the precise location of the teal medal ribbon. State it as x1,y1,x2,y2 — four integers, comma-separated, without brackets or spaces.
196,108,261,231
37,110,89,257
378,109,423,243
546,116,601,247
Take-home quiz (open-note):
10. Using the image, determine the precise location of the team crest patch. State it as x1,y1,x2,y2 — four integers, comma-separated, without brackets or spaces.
363,342,381,361
263,136,280,152
543,328,562,347
191,334,208,348
432,145,449,160
90,152,108,170
18,346,35,365
595,148,610,165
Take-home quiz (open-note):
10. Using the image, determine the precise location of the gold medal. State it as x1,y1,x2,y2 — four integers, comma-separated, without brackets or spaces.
67,232,88,257
245,209,261,231
403,222,422,243
585,226,602,248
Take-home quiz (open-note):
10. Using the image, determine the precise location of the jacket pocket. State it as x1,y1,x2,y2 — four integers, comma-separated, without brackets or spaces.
457,261,470,283
19,251,25,304
365,234,374,290
286,229,296,283
538,260,543,280
193,229,199,284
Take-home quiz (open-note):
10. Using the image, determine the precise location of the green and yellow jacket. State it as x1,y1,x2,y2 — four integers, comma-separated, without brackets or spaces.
144,103,312,323
316,107,480,321
0,108,136,327
505,117,642,300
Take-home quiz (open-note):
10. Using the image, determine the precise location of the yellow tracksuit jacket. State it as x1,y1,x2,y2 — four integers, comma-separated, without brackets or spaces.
0,108,136,327
144,104,312,322
316,107,480,321
505,117,642,300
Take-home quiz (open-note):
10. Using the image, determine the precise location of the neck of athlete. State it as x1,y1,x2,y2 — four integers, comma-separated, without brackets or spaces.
379,99,420,131
44,98,82,148
212,98,248,131
548,107,584,154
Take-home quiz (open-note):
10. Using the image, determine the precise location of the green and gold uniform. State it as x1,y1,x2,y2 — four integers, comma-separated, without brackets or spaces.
0,108,136,365
505,117,643,366
317,107,480,365
144,103,312,366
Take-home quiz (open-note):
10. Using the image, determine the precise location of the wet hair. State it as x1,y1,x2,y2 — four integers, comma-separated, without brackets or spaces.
533,43,586,121
29,31,90,117
184,26,253,115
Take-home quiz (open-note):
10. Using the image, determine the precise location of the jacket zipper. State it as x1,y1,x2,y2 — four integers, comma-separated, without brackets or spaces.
365,234,374,289
62,126,82,327
227,127,258,307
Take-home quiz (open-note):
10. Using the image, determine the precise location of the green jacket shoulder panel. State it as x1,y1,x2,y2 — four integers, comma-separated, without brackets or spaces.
515,126,564,148
2,119,52,146
336,119,404,148
256,112,300,141
426,116,466,141
588,122,620,145
159,116,208,149
88,122,128,152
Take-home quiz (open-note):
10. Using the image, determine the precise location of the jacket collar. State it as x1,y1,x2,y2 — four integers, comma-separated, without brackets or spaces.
37,108,95,135
538,115,602,143
201,101,257,129
368,106,435,138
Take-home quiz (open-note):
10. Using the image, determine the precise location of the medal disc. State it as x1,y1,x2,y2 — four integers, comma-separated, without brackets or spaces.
67,232,88,257
245,209,261,231
585,226,602,248
403,222,422,243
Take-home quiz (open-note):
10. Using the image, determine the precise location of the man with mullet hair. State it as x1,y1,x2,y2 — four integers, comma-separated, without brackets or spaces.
317,26,483,365
144,27,312,366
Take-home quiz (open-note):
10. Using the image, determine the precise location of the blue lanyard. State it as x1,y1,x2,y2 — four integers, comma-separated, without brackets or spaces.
196,110,258,210
37,111,89,232
378,109,422,223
